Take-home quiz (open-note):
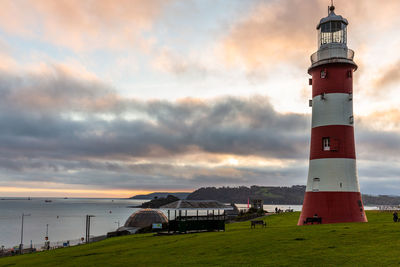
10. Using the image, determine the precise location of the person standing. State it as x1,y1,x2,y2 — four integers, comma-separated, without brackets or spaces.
393,212,398,222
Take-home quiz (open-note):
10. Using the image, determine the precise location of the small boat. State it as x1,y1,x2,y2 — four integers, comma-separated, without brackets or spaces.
44,199,52,203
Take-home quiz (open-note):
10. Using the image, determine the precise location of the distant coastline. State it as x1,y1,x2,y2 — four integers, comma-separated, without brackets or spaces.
130,185,400,206
130,192,190,200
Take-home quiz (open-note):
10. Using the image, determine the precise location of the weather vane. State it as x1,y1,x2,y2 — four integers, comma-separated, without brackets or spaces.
328,0,335,14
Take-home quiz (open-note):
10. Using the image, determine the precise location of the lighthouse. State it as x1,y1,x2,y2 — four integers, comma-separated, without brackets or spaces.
298,4,367,225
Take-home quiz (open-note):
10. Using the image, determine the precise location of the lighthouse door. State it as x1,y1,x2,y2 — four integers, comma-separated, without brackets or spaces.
312,178,320,192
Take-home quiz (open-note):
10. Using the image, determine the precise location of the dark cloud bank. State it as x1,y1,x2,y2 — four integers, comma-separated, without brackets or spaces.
0,66,399,194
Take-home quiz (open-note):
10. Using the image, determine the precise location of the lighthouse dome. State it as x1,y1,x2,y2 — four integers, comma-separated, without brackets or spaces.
317,6,348,30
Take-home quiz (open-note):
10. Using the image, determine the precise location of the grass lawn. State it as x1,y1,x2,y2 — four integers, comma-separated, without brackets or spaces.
0,211,399,266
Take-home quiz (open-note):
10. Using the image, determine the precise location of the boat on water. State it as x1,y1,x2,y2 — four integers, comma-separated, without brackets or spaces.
44,200,52,203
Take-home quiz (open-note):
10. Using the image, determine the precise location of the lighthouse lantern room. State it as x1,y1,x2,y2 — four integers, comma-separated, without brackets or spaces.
298,4,367,225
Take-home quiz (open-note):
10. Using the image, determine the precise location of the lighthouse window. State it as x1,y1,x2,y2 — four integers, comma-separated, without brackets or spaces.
349,115,354,124
320,69,327,78
312,178,320,192
319,21,347,47
332,21,344,43
322,137,330,151
320,23,332,45
348,93,353,101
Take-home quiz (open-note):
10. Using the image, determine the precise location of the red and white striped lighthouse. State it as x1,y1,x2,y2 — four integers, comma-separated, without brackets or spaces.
298,4,367,225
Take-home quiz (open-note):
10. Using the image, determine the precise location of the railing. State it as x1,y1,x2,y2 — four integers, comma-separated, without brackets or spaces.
168,219,225,233
310,47,354,65
378,205,400,211
1,235,107,257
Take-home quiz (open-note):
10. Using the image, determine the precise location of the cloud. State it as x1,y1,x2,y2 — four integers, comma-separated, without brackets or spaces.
356,127,400,162
0,65,309,159
0,64,120,113
0,0,171,51
0,63,398,194
358,109,400,132
0,148,309,190
0,63,312,192
218,0,324,75
373,60,400,90
152,48,211,77
217,0,400,78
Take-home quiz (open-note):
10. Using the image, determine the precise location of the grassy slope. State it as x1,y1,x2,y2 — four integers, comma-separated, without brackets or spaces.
1,211,399,267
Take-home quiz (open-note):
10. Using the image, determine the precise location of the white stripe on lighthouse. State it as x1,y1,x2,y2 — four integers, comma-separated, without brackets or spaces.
312,93,353,128
306,158,360,192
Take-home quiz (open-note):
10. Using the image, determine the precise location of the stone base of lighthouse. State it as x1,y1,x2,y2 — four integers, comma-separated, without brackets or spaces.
298,191,367,225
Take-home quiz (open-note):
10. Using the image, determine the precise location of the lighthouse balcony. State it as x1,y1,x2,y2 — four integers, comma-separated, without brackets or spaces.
310,47,355,69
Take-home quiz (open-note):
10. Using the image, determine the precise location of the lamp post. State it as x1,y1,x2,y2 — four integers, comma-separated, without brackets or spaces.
20,213,31,254
85,215,95,243
44,224,50,250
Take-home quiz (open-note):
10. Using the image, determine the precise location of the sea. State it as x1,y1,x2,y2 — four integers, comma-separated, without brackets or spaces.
0,198,378,249
0,198,146,249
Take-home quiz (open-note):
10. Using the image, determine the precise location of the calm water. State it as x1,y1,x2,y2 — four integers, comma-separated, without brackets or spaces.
0,198,146,248
0,198,378,249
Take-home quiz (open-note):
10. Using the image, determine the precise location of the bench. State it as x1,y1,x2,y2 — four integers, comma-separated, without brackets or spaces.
251,220,267,228
304,217,322,224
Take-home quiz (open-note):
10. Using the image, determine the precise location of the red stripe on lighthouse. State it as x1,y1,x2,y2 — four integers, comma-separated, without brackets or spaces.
298,191,367,225
311,64,355,98
310,125,355,160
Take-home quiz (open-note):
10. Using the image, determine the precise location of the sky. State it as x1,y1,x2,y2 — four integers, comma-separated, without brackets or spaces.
0,0,400,197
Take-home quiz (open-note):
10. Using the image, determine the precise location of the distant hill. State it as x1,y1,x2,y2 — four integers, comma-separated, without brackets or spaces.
362,194,400,206
186,186,400,206
139,195,180,208
187,185,306,205
130,192,190,200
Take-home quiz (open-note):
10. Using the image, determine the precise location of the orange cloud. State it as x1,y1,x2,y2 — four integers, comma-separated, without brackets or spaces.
359,108,400,131
0,0,171,51
219,0,325,74
0,52,18,72
218,0,400,77
373,60,400,90
3,62,123,113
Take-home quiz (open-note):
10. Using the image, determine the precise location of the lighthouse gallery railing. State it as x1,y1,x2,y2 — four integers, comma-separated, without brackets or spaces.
310,47,354,64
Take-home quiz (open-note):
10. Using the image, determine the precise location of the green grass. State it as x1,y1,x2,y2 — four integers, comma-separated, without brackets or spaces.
1,211,399,266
